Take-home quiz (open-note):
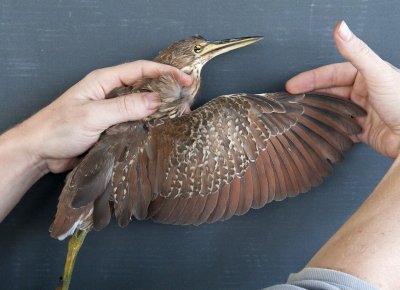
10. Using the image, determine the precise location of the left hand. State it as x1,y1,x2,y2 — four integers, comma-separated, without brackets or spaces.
286,21,400,158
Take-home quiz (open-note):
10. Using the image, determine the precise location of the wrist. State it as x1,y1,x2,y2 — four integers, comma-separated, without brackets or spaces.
0,123,49,221
0,122,50,178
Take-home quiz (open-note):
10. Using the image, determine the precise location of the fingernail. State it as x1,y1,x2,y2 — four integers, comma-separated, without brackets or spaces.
338,20,352,42
144,93,160,110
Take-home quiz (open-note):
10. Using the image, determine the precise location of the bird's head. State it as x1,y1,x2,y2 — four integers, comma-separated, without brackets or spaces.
155,35,263,71
145,35,263,119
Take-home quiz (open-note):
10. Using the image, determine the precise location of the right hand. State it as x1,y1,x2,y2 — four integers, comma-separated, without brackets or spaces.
16,60,192,174
286,21,400,158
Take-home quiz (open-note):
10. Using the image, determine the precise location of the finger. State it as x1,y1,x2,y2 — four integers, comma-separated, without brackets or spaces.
314,86,353,99
334,21,394,82
88,92,161,129
349,115,369,144
115,60,193,87
286,62,357,94
184,104,191,114
349,134,360,143
81,60,192,99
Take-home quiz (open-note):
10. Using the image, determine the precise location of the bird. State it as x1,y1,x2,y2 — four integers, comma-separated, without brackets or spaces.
50,35,365,289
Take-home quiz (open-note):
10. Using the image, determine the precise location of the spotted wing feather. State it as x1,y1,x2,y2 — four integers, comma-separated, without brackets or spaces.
50,92,365,239
142,93,365,225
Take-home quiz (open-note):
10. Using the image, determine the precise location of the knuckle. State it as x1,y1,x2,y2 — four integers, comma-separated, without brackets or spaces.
117,95,134,115
330,64,340,85
85,68,103,81
134,59,147,67
356,41,372,57
309,70,317,91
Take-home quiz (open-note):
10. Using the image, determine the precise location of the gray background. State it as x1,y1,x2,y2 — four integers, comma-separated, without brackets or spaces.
0,1,398,289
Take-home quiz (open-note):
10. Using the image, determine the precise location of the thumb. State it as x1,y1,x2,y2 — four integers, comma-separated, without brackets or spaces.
89,92,160,129
334,20,393,82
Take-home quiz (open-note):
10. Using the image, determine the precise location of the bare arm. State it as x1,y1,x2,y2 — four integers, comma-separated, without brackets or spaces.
0,60,192,222
0,127,48,221
307,155,400,289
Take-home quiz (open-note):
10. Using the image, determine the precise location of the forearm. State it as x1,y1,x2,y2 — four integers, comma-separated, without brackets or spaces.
307,155,400,289
0,124,49,222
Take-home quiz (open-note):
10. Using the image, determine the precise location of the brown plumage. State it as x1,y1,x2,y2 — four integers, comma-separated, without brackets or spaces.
50,35,365,240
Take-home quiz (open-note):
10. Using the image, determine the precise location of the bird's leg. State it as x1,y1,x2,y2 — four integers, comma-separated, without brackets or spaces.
56,229,88,290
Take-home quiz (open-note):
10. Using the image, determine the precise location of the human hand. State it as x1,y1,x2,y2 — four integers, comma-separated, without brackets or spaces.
286,21,400,158
16,60,192,174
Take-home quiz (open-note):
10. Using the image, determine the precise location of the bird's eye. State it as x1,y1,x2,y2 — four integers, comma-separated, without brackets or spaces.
194,45,203,53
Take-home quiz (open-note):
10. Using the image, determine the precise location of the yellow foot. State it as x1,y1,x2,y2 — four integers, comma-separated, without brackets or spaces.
56,229,88,290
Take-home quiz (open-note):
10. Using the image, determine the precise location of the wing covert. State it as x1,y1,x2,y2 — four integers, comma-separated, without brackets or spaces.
142,93,365,224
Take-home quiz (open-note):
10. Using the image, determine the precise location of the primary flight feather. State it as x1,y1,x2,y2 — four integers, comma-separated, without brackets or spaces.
50,35,365,239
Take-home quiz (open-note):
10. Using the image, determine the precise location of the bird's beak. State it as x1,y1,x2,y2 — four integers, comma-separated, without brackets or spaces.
199,36,263,59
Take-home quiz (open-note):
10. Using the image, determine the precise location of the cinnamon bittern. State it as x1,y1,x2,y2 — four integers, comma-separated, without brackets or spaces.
51,35,365,289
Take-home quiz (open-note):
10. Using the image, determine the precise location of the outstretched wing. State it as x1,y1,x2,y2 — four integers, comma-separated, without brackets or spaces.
51,92,365,238
118,92,365,226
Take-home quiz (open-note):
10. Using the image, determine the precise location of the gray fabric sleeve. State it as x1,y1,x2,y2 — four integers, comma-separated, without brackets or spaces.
263,267,379,290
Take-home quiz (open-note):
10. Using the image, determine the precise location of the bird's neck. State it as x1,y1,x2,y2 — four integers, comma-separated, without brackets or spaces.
140,66,202,120
185,66,201,107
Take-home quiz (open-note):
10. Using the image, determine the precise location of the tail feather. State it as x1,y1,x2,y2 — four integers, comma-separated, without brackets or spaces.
93,182,113,230
50,141,116,240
